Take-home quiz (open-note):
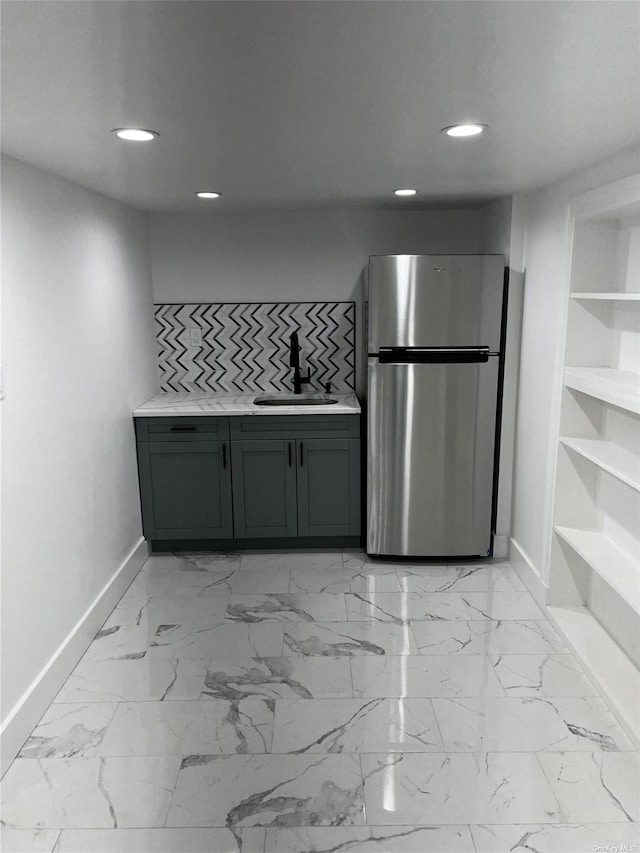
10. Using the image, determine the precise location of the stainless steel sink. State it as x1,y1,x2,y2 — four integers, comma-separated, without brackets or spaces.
254,395,338,406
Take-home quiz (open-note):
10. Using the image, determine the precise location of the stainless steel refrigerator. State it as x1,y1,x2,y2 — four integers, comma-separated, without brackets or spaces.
366,254,505,558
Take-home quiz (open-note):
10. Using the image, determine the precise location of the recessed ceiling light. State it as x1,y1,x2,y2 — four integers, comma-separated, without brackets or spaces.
441,124,487,138
394,189,417,197
112,128,159,142
195,192,222,199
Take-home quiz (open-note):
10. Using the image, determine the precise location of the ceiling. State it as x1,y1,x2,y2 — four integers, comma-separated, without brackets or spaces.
2,1,640,213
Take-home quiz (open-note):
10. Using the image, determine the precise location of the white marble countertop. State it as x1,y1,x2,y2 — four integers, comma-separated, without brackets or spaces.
133,391,361,417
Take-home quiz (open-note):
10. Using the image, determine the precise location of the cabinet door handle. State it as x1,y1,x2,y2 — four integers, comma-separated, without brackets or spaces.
288,442,292,467
222,443,227,469
299,441,304,467
170,425,196,432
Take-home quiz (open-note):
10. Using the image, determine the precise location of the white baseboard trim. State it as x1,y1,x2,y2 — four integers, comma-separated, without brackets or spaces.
492,535,508,559
0,537,149,776
508,537,548,607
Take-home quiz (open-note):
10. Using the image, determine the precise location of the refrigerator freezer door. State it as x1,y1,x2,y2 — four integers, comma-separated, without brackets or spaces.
367,356,499,557
367,255,504,352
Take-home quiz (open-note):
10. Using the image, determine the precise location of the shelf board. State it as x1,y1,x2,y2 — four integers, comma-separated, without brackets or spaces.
555,526,640,616
546,605,640,744
565,367,640,415
560,437,640,493
571,292,640,301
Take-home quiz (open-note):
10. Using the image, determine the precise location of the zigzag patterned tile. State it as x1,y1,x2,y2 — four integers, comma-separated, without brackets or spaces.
155,302,356,394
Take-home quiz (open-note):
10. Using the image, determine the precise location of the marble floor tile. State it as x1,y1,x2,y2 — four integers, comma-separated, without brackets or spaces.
538,751,640,823
202,656,354,701
341,552,417,573
290,567,401,594
226,593,348,623
81,625,153,661
264,825,475,852
54,828,266,852
432,696,634,752
6,555,638,842
102,589,155,627
104,592,231,630
240,550,343,572
19,703,118,759
166,754,365,827
0,829,60,852
271,698,442,753
283,622,417,657
147,592,231,624
132,567,238,596
139,554,185,571
351,655,505,698
362,753,563,825
229,567,291,594
411,619,567,655
397,563,525,593
99,699,273,756
456,562,526,591
470,822,640,853
54,658,207,703
345,592,471,623
1,756,181,829
491,654,599,697
165,552,242,572
459,590,544,620
148,621,283,659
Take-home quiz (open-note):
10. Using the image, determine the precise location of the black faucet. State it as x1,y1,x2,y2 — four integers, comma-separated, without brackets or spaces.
289,331,312,394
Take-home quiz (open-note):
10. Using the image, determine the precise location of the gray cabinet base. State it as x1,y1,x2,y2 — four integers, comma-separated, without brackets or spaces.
150,536,361,553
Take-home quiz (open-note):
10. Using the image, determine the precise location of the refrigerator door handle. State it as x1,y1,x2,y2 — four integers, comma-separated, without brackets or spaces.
376,346,494,364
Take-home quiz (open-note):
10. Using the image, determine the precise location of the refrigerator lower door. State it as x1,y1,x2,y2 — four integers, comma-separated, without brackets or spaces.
367,356,499,557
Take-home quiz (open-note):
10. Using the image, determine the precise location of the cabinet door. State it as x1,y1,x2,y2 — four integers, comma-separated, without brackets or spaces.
231,440,297,538
138,440,233,539
296,438,361,536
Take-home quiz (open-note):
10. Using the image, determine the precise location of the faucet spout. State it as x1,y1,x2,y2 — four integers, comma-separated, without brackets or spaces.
289,331,311,394
289,331,300,369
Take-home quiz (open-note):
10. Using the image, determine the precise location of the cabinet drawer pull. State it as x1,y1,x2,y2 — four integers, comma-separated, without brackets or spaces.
288,442,292,467
300,441,304,467
222,443,227,469
170,425,196,432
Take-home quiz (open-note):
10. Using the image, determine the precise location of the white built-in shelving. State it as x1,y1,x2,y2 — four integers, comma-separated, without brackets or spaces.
571,292,640,301
564,367,640,414
555,526,640,616
560,436,640,493
546,175,640,741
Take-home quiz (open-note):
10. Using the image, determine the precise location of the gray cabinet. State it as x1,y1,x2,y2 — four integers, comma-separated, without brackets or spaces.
231,440,298,538
137,441,233,539
231,436,361,538
229,416,361,540
135,414,361,544
297,438,360,536
135,418,233,540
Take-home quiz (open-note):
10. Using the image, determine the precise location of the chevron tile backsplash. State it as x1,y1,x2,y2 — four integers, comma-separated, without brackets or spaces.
155,302,356,394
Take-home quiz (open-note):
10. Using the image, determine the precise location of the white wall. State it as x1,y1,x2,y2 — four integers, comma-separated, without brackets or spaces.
150,208,483,391
1,156,158,769
479,197,513,263
150,208,483,302
510,146,640,589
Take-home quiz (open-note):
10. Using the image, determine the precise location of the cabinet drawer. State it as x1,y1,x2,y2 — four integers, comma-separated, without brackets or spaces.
229,415,360,441
135,417,230,442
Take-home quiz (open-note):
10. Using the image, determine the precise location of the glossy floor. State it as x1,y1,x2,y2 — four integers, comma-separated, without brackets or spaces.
2,552,639,853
